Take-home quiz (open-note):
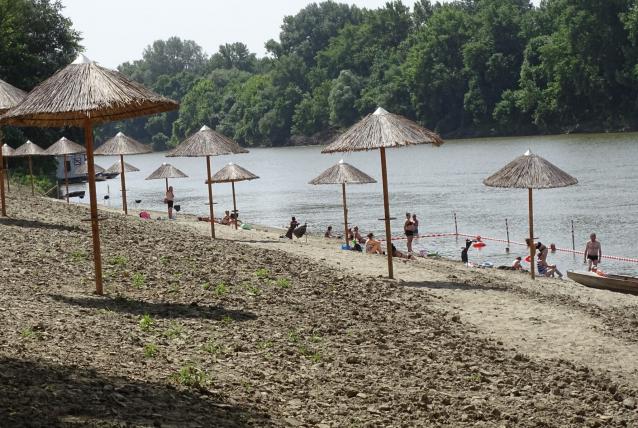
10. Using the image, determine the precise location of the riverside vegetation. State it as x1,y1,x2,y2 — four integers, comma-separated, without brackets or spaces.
1,188,638,426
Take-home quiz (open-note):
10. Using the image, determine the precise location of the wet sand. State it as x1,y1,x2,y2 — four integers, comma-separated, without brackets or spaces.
1,189,637,426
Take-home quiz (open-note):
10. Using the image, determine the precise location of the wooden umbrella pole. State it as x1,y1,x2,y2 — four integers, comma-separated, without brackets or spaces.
206,155,216,238
0,129,6,216
120,154,128,214
29,156,34,195
5,157,9,193
64,154,69,203
380,148,394,279
232,181,238,230
165,177,168,192
528,188,535,279
84,120,104,295
342,183,349,247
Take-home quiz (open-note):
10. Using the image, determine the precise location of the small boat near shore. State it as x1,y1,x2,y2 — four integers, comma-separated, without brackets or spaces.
567,270,638,295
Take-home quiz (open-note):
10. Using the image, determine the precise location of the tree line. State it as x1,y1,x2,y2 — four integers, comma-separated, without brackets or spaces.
2,0,638,152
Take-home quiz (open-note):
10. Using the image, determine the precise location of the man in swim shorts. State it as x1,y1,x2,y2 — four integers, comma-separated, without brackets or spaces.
584,233,602,271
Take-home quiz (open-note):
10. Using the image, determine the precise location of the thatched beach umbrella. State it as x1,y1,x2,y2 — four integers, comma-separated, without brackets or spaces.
74,162,105,175
167,125,248,238
207,162,259,230
105,161,139,174
14,140,47,196
95,132,151,215
322,107,443,278
309,160,376,246
0,54,178,295
45,137,86,203
483,150,578,279
0,79,26,215
146,163,188,217
1,143,15,194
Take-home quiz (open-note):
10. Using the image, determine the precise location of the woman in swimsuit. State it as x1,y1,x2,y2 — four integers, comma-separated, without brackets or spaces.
404,212,415,253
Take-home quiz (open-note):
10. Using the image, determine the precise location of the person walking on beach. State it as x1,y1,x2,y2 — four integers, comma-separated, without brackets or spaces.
164,186,175,219
285,216,299,239
584,233,602,271
404,212,415,253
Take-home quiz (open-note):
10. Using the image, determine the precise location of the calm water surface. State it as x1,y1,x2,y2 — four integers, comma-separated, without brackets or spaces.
74,132,638,276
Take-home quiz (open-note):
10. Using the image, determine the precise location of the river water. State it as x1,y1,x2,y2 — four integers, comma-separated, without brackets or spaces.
72,132,638,276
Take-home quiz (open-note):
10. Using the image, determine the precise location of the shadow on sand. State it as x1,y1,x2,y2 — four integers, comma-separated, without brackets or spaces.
0,357,271,426
0,217,82,233
401,280,508,292
49,294,257,322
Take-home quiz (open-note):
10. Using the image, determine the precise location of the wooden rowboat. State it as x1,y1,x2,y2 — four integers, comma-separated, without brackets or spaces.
567,270,638,295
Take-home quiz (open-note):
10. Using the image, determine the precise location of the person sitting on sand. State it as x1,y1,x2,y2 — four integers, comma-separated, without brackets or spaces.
325,226,334,238
365,233,382,254
512,256,523,270
221,210,231,225
347,227,354,241
392,243,414,260
353,226,365,244
537,255,563,279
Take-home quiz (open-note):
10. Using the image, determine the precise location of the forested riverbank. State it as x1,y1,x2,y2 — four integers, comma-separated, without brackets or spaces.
2,0,638,153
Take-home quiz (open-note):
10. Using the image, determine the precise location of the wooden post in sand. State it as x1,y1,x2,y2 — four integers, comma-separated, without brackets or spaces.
571,220,575,251
119,154,128,215
342,183,349,247
28,156,35,195
84,120,103,295
505,218,510,252
5,157,9,193
64,154,69,203
380,147,393,279
528,188,535,279
231,181,238,230
0,131,5,216
454,212,458,236
206,155,216,239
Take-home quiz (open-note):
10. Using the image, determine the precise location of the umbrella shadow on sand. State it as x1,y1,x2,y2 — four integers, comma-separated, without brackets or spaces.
49,294,257,322
401,280,508,292
0,357,271,426
0,217,82,233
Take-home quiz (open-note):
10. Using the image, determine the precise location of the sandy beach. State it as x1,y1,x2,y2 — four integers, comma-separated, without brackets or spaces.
1,189,638,427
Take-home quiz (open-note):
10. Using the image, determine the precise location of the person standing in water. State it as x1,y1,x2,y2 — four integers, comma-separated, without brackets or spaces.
165,186,175,219
404,212,415,253
584,233,602,271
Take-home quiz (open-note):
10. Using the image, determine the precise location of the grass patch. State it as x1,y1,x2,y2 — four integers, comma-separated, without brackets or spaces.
163,321,184,339
202,339,223,356
255,268,270,279
70,250,88,262
288,330,300,343
143,343,158,358
220,315,233,326
172,365,210,389
108,255,128,267
274,277,291,289
243,282,261,296
131,272,145,288
20,327,42,340
139,314,154,332
214,282,229,296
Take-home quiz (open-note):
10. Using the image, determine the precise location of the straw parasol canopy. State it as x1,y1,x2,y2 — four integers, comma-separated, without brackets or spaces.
46,137,86,203
146,163,188,217
14,140,47,196
45,137,85,156
208,162,259,184
74,162,105,175
0,79,26,216
95,132,152,155
0,78,26,113
146,162,188,181
0,54,179,295
207,162,259,230
105,161,139,174
95,132,151,215
484,150,578,279
321,107,443,278
2,143,15,157
167,125,248,238
310,160,376,246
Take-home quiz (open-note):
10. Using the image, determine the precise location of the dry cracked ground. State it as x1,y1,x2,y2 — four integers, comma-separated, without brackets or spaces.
0,190,637,427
